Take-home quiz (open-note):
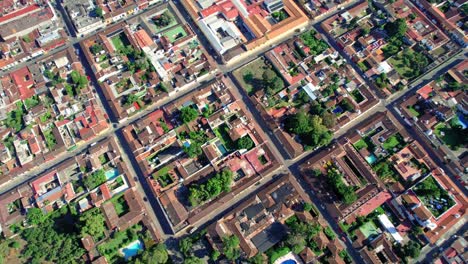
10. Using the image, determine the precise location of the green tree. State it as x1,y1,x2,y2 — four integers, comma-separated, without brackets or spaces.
90,44,104,54
321,111,337,129
327,168,357,204
180,106,199,123
374,162,394,180
222,235,240,261
300,30,329,55
9,240,20,249
382,44,399,58
361,26,370,36
21,219,84,263
211,250,221,261
71,70,81,84
95,7,103,18
262,69,277,84
237,136,254,150
285,110,312,135
26,208,45,225
154,11,173,27
183,256,203,264
5,102,25,132
303,202,313,212
124,94,140,106
286,233,306,254
249,253,265,264
188,170,233,206
243,72,254,83
341,99,354,112
83,169,106,190
385,18,407,38
323,226,336,240
64,84,75,97
179,237,193,257
404,241,421,259
133,243,169,264
79,208,106,239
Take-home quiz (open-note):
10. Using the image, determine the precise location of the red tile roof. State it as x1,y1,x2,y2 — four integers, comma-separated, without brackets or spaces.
0,4,40,24
11,67,35,100
357,190,392,217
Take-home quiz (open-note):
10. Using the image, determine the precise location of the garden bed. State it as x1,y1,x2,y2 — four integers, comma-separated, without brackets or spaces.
413,176,455,218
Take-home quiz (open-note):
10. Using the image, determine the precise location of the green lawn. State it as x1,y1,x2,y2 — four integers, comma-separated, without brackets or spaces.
357,61,370,72
163,26,187,43
434,123,446,137
111,195,130,217
434,122,466,150
407,105,421,117
233,58,275,95
353,139,368,151
359,222,379,239
111,33,130,52
153,10,178,33
382,135,401,150
389,56,413,79
414,176,455,217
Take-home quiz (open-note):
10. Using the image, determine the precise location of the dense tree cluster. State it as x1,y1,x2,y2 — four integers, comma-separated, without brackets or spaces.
237,136,254,150
79,208,106,239
182,130,207,158
188,170,233,206
90,44,104,54
153,12,173,28
131,244,169,264
285,216,322,254
300,30,329,56
26,208,46,226
222,235,240,261
400,49,429,78
83,169,107,190
262,69,284,95
284,111,332,149
180,106,199,124
21,215,84,263
384,18,408,39
4,102,25,132
327,168,357,205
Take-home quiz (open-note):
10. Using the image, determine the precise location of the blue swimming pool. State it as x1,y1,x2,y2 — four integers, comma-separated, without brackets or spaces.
217,143,228,155
121,240,144,260
333,106,343,114
281,260,297,264
456,113,467,129
365,154,377,165
183,141,191,148
105,168,119,180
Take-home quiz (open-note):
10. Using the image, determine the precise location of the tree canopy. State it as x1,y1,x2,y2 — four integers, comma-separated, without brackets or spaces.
284,111,332,149
153,12,173,28
83,169,107,190
300,30,329,55
26,208,46,225
95,7,103,18
180,106,199,123
237,136,254,150
327,168,357,204
79,208,106,239
188,170,233,206
132,243,169,264
222,235,240,261
21,218,84,263
385,18,407,38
